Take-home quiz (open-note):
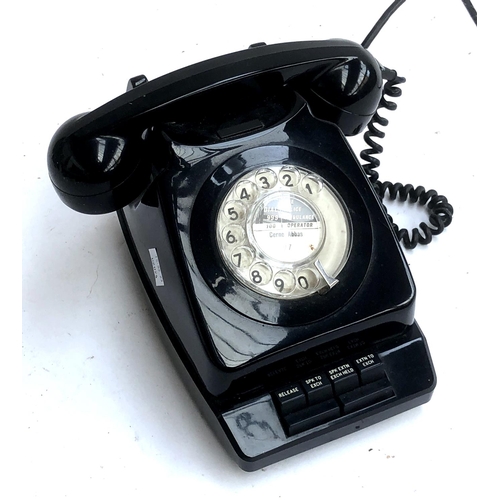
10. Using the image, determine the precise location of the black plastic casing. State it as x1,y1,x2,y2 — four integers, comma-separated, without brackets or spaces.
47,39,436,470
117,98,435,470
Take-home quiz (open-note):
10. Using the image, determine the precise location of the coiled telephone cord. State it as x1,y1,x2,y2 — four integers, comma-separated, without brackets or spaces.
359,72,454,249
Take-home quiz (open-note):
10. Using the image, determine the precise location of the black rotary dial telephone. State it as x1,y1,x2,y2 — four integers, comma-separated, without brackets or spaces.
47,1,476,471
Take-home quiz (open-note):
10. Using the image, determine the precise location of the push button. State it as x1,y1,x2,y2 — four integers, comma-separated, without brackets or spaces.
339,377,394,414
354,353,385,384
126,74,148,91
282,399,341,436
274,383,307,414
301,373,333,405
327,362,359,395
248,42,267,48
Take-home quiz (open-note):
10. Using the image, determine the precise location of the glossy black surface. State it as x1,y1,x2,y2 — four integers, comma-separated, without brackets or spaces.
114,96,417,392
190,138,373,326
116,210,435,470
48,38,435,470
166,103,415,373
219,322,435,470
48,115,151,214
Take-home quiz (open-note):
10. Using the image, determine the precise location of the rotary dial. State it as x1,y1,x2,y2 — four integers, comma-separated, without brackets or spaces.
216,165,351,299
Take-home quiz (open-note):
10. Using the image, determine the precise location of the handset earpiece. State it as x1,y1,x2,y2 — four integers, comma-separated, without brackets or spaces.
48,115,151,214
295,56,383,135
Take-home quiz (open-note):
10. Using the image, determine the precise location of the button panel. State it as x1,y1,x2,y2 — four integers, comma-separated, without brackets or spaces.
272,351,394,436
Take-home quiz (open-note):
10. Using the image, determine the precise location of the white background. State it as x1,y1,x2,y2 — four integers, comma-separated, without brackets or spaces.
11,0,497,498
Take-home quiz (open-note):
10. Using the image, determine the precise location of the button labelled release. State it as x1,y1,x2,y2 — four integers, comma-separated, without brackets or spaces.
274,383,307,414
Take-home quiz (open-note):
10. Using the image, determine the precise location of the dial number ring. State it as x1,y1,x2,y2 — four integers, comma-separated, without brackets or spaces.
216,165,351,299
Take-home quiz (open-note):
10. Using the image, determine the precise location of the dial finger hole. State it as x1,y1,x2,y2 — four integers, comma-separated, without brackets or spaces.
222,225,246,246
223,200,246,222
278,166,300,188
273,270,296,294
235,180,258,203
255,168,277,190
296,268,319,290
300,174,323,196
249,262,272,286
230,246,254,269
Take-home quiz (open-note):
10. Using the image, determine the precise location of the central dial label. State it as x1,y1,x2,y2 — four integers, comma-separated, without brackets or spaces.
250,193,324,263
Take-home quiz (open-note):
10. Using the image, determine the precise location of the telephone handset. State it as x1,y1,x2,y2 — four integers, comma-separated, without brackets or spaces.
48,36,439,469
48,39,383,214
